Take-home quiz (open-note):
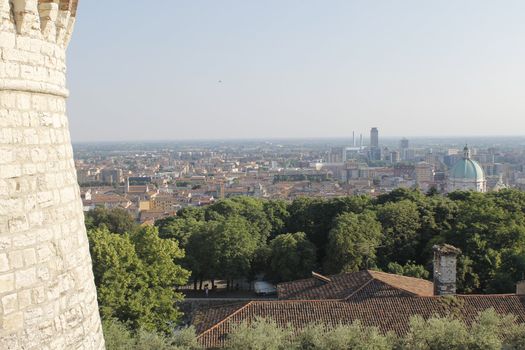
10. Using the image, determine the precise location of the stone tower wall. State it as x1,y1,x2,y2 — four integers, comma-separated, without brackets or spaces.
432,244,461,296
0,1,104,349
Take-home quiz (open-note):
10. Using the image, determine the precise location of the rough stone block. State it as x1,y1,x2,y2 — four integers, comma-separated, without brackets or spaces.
22,248,36,266
0,253,9,272
8,250,24,269
0,236,11,251
15,267,36,289
1,293,18,315
18,289,31,309
2,311,24,331
0,273,15,294
31,286,45,304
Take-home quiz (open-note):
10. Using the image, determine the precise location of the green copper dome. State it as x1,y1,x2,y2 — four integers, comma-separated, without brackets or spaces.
449,146,485,181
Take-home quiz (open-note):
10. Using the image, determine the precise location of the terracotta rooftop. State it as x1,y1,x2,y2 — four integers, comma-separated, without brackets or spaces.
196,295,525,348
366,270,434,297
89,194,129,204
277,270,434,300
193,270,525,348
192,302,250,335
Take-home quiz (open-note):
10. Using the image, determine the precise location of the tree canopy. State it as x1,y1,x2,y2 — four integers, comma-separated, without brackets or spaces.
324,211,382,274
268,232,317,282
150,188,525,293
87,188,525,337
88,226,189,333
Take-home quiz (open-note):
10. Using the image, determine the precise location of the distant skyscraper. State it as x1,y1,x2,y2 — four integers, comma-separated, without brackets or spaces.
368,128,380,160
328,147,344,163
400,138,409,160
370,127,379,148
390,151,400,164
400,138,409,150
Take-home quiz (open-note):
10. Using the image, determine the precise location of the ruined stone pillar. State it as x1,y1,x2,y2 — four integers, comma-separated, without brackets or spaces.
0,1,104,348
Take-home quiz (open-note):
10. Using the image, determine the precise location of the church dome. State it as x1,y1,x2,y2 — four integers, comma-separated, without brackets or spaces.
449,146,485,181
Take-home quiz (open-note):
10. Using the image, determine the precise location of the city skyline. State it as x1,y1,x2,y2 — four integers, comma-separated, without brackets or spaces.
68,1,525,141
4,2,525,348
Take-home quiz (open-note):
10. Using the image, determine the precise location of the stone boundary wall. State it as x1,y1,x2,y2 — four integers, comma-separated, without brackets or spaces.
0,1,104,349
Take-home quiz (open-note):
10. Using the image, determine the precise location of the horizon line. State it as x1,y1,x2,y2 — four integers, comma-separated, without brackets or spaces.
72,135,525,144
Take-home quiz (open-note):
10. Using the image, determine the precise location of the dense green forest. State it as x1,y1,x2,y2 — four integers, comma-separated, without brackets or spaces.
154,188,525,293
86,188,525,336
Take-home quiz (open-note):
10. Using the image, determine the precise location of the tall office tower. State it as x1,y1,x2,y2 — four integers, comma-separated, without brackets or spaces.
400,138,409,150
368,128,380,161
370,127,379,148
328,147,344,163
400,138,409,160
390,151,400,164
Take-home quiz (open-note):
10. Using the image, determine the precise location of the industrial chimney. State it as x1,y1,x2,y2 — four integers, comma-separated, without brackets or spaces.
517,280,525,295
433,244,461,296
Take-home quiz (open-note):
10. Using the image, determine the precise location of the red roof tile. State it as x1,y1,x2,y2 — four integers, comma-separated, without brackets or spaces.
277,270,433,300
196,295,525,348
193,270,523,348
367,270,434,297
191,301,251,335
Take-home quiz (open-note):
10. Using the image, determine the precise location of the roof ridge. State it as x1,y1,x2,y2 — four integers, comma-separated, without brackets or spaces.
366,270,432,297
344,277,375,300
196,301,253,338
252,299,343,303
277,275,318,287
442,293,518,298
369,294,521,300
278,270,369,287
367,269,431,282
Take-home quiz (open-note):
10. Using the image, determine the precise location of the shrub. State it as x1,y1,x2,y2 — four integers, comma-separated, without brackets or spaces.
102,319,201,350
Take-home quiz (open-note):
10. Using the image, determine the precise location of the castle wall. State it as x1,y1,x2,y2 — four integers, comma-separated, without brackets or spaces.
0,1,104,349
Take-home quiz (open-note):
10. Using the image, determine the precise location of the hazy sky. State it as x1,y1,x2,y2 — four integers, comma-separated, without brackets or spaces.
67,1,525,142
